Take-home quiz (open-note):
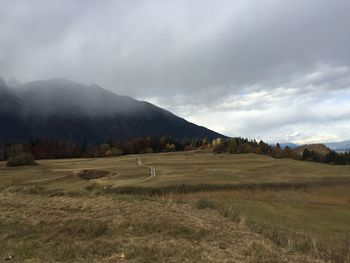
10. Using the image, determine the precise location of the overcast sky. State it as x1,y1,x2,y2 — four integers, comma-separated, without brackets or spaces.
1,0,350,143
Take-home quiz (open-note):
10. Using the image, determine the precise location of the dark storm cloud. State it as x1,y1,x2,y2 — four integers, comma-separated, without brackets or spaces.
1,0,350,142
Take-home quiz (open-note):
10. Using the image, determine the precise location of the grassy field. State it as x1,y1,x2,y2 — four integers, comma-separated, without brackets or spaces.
1,152,350,262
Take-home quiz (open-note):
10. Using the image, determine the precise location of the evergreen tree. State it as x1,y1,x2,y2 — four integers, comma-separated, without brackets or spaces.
302,148,310,161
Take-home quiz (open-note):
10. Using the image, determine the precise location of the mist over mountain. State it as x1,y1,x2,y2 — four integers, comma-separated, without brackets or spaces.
6,77,22,88
0,78,223,143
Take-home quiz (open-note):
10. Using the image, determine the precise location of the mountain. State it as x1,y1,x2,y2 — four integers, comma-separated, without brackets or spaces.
6,77,22,87
273,141,350,153
324,141,350,152
271,142,299,149
0,78,31,140
0,78,223,143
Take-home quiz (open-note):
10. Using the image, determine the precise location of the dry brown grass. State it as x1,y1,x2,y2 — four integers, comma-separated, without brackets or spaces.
0,191,322,263
166,185,350,262
1,152,350,262
169,184,350,207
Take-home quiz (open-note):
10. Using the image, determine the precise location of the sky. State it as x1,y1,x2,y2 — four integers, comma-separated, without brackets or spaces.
1,0,350,144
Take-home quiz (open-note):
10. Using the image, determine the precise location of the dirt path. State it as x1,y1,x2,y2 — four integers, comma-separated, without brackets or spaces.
137,156,157,181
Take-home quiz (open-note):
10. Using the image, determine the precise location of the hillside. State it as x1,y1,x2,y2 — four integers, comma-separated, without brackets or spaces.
293,143,332,156
0,78,223,143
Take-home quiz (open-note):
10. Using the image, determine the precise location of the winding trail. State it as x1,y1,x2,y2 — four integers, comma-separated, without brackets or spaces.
137,156,157,181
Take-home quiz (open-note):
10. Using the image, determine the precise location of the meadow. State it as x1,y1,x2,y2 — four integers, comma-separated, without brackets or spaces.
1,152,350,262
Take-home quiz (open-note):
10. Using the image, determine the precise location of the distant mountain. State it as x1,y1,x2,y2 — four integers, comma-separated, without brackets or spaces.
324,141,350,152
272,142,299,149
274,141,350,153
0,78,224,143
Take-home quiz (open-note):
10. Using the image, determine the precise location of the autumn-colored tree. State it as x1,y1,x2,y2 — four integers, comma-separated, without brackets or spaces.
283,146,299,159
213,143,225,154
271,145,284,159
240,143,255,154
227,140,238,154
258,140,270,154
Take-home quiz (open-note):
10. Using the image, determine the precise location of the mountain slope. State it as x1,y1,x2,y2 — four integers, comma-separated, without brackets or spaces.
0,78,31,140
0,78,223,142
325,140,350,152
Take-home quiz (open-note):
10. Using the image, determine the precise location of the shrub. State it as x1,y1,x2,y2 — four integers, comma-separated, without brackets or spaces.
6,152,36,167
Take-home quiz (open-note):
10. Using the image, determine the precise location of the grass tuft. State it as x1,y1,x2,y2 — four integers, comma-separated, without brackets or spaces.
195,198,217,210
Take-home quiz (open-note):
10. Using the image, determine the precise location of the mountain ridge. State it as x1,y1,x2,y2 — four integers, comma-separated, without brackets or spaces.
272,141,350,152
0,78,224,143
324,140,350,152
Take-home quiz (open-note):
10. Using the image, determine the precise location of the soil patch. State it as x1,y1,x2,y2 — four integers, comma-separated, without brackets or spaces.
77,169,110,180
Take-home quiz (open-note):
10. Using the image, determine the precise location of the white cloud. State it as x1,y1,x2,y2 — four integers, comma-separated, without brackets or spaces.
143,63,350,144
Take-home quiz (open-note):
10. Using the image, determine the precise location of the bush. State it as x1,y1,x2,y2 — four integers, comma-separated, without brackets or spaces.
6,152,36,167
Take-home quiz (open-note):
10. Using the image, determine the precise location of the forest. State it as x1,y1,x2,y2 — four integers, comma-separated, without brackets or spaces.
1,136,349,166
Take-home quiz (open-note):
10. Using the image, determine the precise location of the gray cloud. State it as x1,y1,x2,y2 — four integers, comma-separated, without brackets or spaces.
1,0,350,143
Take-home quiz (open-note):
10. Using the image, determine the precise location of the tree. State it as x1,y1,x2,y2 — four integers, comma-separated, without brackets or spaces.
6,144,24,158
344,152,350,165
302,149,310,161
212,138,222,147
80,139,88,154
0,146,5,161
98,144,110,156
240,143,255,154
335,154,346,165
144,147,154,153
213,143,225,154
202,138,209,147
6,152,36,167
227,140,238,154
258,140,270,154
271,145,283,159
283,146,298,159
325,150,338,164
164,143,176,152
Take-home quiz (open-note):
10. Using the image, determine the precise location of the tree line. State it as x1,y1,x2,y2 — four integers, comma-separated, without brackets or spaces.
212,138,350,165
0,136,206,164
1,136,349,166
